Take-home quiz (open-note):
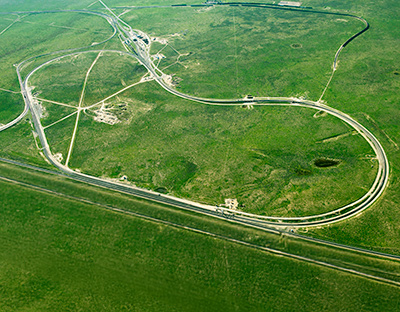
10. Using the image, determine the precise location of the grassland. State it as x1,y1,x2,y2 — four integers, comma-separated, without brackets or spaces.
29,52,147,107
1,161,400,311
0,120,51,168
125,5,362,99
0,0,202,12
0,4,119,163
30,53,98,107
0,9,115,130
30,50,377,216
0,92,24,124
0,0,397,232
0,12,113,83
297,0,400,253
69,81,376,216
25,8,377,217
1,0,400,309
84,52,147,105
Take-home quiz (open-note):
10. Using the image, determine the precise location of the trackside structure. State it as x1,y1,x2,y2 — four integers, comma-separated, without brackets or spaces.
278,1,302,7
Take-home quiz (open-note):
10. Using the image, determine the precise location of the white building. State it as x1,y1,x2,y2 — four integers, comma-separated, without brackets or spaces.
278,1,302,7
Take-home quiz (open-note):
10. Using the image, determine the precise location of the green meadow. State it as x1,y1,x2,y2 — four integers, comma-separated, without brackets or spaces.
26,5,376,217
1,0,400,310
0,161,400,311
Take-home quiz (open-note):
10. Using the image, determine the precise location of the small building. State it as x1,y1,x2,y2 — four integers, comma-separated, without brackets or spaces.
120,175,128,181
278,1,302,7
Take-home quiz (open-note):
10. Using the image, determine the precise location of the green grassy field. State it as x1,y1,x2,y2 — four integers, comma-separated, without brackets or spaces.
24,8,377,217
68,81,376,217
1,0,400,310
0,9,115,127
0,0,397,238
84,52,147,105
299,0,400,253
30,50,377,216
30,53,98,107
1,161,400,311
0,120,50,167
0,92,25,124
124,5,362,99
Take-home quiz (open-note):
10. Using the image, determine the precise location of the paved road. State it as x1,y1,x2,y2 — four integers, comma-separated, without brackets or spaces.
1,155,400,261
2,2,389,228
100,1,388,227
0,9,117,132
18,44,389,228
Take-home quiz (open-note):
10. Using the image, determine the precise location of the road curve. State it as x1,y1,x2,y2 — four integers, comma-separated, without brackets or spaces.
104,1,388,227
2,155,400,268
10,2,389,228
21,63,388,228
0,9,117,133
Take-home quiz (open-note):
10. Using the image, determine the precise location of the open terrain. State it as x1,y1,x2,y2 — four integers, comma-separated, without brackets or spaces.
125,4,362,99
24,4,377,218
1,160,400,311
1,0,400,310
